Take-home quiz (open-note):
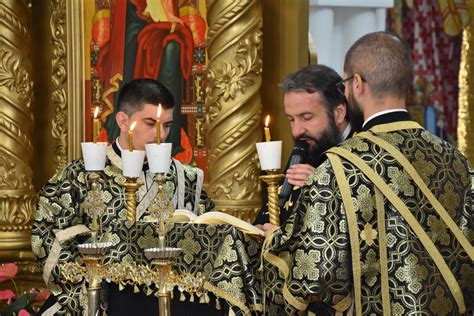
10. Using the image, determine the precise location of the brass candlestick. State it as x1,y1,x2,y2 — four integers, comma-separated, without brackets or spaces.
71,172,111,316
123,177,143,222
77,242,112,316
144,248,181,316
81,172,106,243
145,173,181,316
260,170,284,226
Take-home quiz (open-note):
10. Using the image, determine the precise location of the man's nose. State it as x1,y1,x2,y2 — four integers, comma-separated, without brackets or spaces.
292,122,305,138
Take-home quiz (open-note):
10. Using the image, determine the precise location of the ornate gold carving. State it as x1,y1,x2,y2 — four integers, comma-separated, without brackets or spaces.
0,0,36,255
0,3,30,42
0,49,33,107
0,195,36,231
16,260,41,275
1,261,44,294
458,2,474,166
50,0,68,171
206,0,263,220
195,116,204,147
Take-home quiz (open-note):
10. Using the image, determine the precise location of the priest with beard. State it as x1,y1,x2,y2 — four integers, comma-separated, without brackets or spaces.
254,64,352,230
263,32,473,315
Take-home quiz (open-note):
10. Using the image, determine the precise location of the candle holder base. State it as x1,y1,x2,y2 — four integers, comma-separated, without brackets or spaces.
260,170,284,226
145,247,182,316
77,242,112,316
144,247,182,261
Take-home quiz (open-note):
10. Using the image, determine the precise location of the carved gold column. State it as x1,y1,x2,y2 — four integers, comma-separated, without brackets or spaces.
206,0,263,221
458,2,474,166
0,0,36,260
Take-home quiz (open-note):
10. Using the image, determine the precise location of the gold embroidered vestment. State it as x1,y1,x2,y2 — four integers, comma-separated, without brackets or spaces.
263,121,474,315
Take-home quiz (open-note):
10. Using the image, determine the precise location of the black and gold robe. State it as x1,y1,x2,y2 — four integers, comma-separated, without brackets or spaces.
31,144,214,315
263,119,473,315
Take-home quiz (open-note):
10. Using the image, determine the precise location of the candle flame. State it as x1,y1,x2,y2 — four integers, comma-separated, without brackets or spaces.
130,121,137,131
94,106,99,119
157,103,162,118
265,115,270,127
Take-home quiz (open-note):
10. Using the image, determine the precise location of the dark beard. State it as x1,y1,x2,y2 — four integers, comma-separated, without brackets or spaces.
347,90,364,132
298,118,341,167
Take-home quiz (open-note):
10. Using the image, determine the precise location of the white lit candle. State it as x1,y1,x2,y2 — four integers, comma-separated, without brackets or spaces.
93,106,100,143
128,121,137,152
156,104,162,144
256,140,282,171
264,115,271,142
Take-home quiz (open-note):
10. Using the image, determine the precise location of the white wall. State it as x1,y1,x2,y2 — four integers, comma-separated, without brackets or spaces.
309,0,395,75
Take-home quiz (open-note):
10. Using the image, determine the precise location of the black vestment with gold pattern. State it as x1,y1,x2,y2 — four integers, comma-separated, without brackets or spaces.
31,144,216,315
263,117,474,315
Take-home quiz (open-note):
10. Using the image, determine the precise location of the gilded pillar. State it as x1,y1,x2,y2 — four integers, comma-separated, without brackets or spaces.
206,0,263,221
458,3,474,166
0,0,36,260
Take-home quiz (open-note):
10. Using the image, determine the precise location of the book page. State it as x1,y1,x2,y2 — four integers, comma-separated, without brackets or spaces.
172,209,197,222
171,209,264,237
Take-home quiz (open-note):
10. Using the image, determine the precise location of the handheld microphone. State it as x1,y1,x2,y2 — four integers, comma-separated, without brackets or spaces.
278,139,309,209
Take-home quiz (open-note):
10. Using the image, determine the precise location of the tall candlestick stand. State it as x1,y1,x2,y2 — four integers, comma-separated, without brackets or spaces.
260,170,284,226
144,248,181,316
145,173,181,316
123,177,143,222
77,242,111,316
74,172,110,316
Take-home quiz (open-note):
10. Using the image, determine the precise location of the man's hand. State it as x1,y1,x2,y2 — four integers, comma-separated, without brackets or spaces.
262,223,279,237
285,163,315,187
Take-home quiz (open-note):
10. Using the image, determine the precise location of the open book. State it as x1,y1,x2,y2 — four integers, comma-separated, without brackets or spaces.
172,209,264,238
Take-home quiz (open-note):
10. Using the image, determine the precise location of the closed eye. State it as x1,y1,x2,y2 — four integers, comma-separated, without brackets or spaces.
143,118,156,126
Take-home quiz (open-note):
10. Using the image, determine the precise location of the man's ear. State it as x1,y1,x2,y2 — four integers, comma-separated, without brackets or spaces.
333,103,347,125
115,111,129,131
353,73,364,96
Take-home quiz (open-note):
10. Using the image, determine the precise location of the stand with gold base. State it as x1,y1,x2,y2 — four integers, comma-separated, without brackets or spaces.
123,177,144,222
259,170,284,226
145,173,182,316
77,242,111,316
144,248,181,316
62,171,110,316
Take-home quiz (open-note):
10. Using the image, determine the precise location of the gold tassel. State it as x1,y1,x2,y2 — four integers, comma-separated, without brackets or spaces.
199,293,205,304
205,292,210,304
146,288,153,296
133,285,139,293
189,293,194,303
119,283,124,291
216,298,221,310
180,292,186,301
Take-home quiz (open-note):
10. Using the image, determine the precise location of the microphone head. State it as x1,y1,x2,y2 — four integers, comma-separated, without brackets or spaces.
279,139,310,209
292,139,309,160
282,139,310,173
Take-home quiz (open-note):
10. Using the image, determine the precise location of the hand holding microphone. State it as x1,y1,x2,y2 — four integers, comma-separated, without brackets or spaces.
278,139,309,209
285,164,316,187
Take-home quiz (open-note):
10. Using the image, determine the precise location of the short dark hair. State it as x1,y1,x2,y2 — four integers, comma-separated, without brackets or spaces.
281,64,347,120
117,79,175,116
344,31,412,99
